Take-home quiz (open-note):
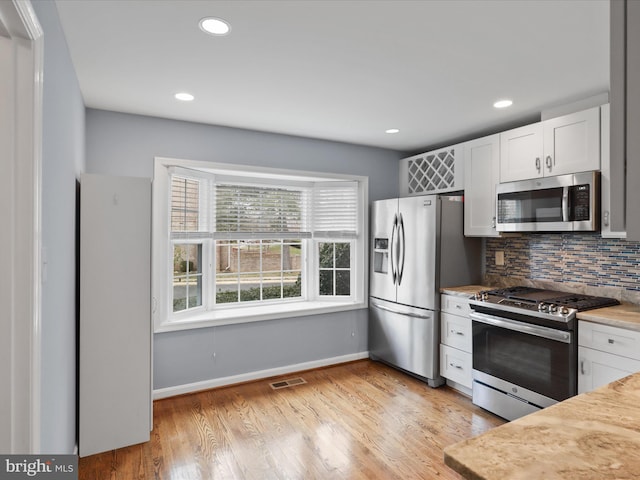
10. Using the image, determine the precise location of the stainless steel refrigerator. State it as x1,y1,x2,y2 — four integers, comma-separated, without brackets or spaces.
369,195,481,387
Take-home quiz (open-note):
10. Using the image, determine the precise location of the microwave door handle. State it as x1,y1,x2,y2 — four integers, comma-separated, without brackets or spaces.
562,186,570,222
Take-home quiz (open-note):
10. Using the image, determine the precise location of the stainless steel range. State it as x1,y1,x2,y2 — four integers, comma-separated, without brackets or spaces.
469,286,619,421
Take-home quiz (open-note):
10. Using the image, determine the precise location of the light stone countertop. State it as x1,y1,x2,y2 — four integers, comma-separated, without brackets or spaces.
440,285,490,298
444,372,640,480
577,303,640,332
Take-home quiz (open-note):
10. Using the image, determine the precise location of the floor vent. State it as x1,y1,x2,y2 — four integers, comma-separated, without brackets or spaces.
269,377,307,390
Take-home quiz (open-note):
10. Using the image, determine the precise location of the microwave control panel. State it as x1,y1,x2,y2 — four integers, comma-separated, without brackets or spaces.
571,184,591,221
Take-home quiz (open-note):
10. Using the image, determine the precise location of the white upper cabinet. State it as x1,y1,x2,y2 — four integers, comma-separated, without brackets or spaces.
463,134,501,236
399,144,464,197
500,107,601,183
499,122,543,182
543,107,600,176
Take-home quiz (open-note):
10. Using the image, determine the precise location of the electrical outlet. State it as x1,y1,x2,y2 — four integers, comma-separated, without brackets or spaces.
495,251,505,266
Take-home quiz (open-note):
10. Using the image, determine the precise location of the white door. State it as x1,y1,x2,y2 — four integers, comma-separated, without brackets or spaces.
543,106,600,177
0,1,43,454
464,134,500,236
500,123,544,182
0,29,13,456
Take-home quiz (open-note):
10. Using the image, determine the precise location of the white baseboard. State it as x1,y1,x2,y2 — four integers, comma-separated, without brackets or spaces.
153,351,370,400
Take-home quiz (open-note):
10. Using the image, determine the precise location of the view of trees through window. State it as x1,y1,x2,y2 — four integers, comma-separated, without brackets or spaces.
319,242,351,296
173,243,203,312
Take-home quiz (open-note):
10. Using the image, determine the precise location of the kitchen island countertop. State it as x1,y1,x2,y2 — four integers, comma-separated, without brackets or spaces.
444,371,640,480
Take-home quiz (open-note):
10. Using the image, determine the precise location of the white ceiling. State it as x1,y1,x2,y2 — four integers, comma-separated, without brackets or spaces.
54,0,609,152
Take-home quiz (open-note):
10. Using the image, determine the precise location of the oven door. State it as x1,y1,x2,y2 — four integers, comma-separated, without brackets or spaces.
471,311,576,402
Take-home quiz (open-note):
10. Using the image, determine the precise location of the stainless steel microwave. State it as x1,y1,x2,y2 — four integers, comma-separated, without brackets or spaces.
496,171,600,232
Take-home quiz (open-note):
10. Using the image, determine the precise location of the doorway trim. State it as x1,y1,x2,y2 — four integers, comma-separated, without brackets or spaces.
0,0,43,453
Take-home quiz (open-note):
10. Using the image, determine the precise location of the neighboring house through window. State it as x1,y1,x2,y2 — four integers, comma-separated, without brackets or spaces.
152,157,368,332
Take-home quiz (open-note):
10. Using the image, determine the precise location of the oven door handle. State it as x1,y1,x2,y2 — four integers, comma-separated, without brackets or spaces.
469,312,571,344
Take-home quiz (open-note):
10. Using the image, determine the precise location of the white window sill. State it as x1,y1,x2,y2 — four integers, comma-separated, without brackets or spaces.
154,299,368,333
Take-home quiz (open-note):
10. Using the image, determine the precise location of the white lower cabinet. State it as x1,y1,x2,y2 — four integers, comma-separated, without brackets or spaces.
440,294,473,392
440,344,472,388
578,321,640,394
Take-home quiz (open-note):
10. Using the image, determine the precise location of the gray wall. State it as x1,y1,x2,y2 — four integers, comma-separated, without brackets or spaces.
85,109,401,390
32,0,86,454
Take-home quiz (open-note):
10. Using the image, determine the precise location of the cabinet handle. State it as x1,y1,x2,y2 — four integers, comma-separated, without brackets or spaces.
603,210,610,227
535,157,541,172
608,338,615,344
451,329,464,336
491,216,496,229
449,362,463,369
580,360,586,375
546,155,553,171
455,304,462,309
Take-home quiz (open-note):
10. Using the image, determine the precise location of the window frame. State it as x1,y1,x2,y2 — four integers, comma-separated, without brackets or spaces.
152,157,369,332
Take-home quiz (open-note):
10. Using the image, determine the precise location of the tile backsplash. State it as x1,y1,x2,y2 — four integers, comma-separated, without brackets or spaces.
485,233,640,303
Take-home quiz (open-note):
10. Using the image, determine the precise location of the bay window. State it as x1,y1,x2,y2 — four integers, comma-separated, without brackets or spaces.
152,157,368,331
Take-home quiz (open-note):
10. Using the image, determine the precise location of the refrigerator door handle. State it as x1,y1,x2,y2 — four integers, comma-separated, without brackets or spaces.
390,214,398,284
397,213,406,285
389,215,398,285
371,301,432,319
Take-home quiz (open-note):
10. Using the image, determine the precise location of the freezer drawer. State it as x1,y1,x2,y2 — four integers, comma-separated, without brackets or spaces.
369,297,443,386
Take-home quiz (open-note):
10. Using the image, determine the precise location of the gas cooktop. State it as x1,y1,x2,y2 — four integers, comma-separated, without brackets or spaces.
469,286,620,324
476,286,620,311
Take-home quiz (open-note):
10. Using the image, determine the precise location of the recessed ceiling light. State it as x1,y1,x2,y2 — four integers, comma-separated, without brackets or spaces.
493,99,513,109
199,17,231,36
385,128,400,134
175,92,194,102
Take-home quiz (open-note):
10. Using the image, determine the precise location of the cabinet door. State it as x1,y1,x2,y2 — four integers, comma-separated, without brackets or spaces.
80,174,152,457
543,107,600,177
600,104,626,238
627,0,640,240
464,134,500,236
578,346,640,394
500,123,543,182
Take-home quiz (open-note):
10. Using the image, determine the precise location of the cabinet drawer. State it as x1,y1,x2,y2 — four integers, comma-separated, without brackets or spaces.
441,294,472,316
578,321,640,361
440,345,472,389
441,312,472,352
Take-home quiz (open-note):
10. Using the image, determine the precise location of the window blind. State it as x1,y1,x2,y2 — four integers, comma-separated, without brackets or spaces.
312,182,359,238
169,169,359,240
170,176,201,232
213,183,311,239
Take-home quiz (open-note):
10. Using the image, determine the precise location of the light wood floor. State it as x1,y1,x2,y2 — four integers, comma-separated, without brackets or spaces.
79,360,504,479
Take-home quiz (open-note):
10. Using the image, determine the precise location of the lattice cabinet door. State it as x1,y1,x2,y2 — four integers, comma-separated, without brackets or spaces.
399,144,465,197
